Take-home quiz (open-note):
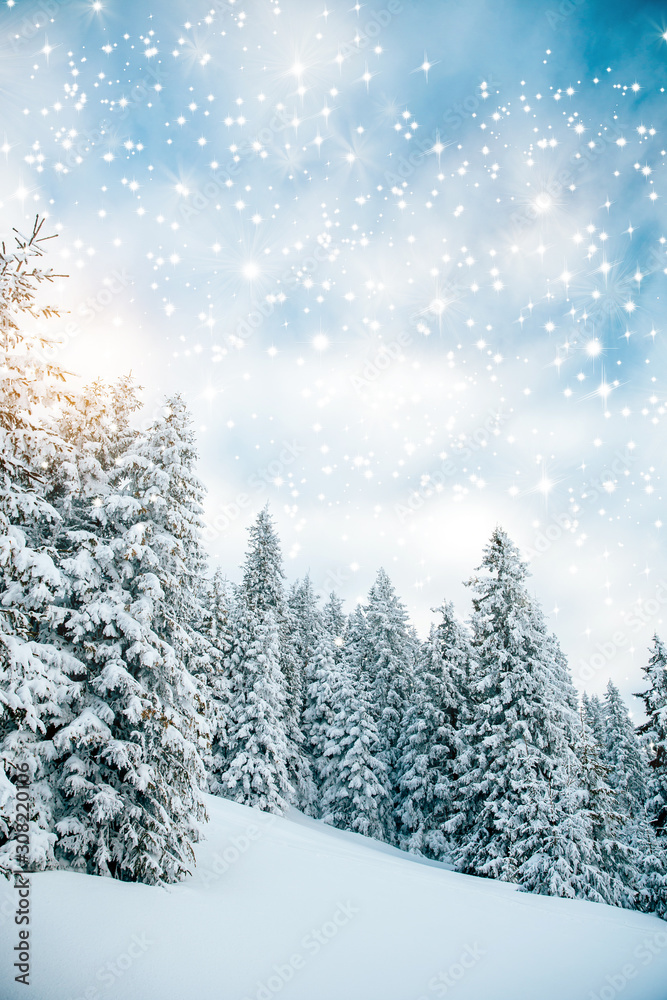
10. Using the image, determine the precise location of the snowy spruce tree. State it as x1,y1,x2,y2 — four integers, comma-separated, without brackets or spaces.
451,528,583,887
635,637,667,917
637,635,667,837
303,629,342,780
212,591,295,813
127,395,211,665
54,375,141,529
242,506,303,725
344,603,368,677
317,644,393,840
395,602,470,860
0,219,83,875
288,574,323,677
288,574,324,747
357,568,415,771
509,714,628,906
603,680,650,823
322,591,346,659
573,714,638,908
219,506,314,811
200,569,235,790
582,692,608,749
52,395,209,884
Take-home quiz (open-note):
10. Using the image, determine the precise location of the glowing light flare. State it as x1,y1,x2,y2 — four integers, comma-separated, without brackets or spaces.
533,193,553,214
536,475,555,496
312,333,330,352
428,297,448,315
596,379,615,400
242,262,260,280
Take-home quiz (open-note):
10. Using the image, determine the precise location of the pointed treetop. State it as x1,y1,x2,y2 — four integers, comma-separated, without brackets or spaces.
648,633,667,670
431,599,467,641
369,567,395,599
242,504,286,613
289,573,319,612
637,633,667,721
322,591,345,640
366,568,411,627
476,526,529,584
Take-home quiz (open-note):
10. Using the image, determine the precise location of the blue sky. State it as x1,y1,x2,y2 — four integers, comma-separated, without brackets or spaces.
2,0,667,708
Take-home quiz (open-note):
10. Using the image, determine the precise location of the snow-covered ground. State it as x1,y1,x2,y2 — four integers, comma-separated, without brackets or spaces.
2,794,666,1000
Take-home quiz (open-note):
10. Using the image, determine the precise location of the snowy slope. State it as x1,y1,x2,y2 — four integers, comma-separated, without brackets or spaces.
1,793,666,1000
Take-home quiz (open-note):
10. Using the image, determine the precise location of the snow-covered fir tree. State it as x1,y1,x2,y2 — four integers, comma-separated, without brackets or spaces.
344,604,368,677
242,506,302,726
127,395,210,661
357,568,415,771
487,697,638,909
322,591,346,659
288,574,324,746
632,637,667,918
510,720,621,905
303,629,341,781
52,395,209,884
317,646,393,840
582,692,608,748
573,714,638,908
288,574,323,675
0,219,83,875
452,528,583,888
603,680,650,822
235,507,314,810
199,569,235,794
54,375,141,528
395,602,471,860
213,592,294,813
637,635,667,837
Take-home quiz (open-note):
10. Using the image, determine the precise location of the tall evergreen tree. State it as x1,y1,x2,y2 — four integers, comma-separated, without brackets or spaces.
358,568,415,770
513,716,631,906
303,629,340,787
239,507,314,810
0,219,83,875
52,396,208,884
242,506,301,719
637,635,667,837
395,603,470,859
344,604,368,679
54,375,141,527
288,574,323,675
452,528,582,887
317,650,392,840
582,692,607,748
200,569,234,791
242,505,286,613
213,592,294,814
129,395,210,660
288,574,324,747
322,591,346,661
573,714,637,908
603,680,650,822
